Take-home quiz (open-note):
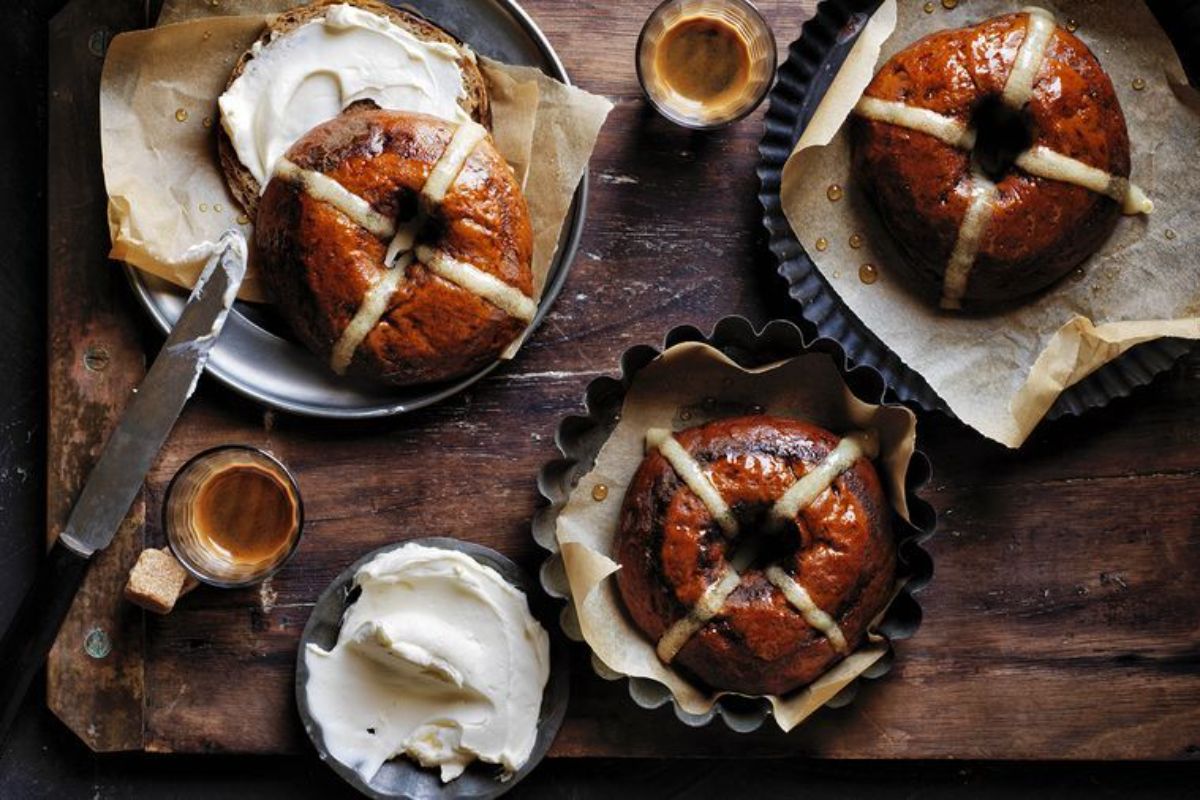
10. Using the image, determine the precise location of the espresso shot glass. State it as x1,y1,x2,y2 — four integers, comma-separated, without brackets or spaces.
637,0,777,130
164,446,303,588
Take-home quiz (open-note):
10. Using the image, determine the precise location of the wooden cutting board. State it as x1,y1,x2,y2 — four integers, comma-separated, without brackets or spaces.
47,0,1200,759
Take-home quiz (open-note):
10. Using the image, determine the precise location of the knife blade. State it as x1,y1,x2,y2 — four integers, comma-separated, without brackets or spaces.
0,230,247,747
60,231,247,556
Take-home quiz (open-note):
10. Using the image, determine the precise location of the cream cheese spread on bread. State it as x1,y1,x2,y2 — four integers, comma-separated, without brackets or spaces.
304,544,550,783
218,4,472,189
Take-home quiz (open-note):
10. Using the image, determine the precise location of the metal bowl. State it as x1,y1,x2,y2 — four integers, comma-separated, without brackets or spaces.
126,0,588,419
295,537,570,800
532,315,936,732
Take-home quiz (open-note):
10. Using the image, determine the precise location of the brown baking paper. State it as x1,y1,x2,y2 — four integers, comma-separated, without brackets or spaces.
554,342,917,731
101,0,612,322
781,0,1200,447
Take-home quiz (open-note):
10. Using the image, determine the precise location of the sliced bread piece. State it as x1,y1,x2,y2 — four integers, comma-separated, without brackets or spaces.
218,0,491,220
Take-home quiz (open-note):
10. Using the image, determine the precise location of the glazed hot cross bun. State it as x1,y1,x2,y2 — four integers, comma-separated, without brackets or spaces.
254,108,535,386
615,415,896,696
852,7,1150,310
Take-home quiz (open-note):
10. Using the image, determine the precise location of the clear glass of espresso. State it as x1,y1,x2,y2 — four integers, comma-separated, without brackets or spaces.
164,446,303,588
637,0,777,129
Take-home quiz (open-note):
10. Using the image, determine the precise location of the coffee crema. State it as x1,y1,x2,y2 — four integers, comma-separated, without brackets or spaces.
164,446,303,587
655,16,751,107
636,0,776,129
193,463,298,565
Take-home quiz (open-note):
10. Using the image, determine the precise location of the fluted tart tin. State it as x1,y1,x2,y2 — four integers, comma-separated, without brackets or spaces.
756,0,1194,422
534,316,935,732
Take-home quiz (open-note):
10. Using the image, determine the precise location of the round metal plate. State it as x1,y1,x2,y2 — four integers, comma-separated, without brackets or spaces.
757,0,1195,421
296,537,570,800
125,0,587,419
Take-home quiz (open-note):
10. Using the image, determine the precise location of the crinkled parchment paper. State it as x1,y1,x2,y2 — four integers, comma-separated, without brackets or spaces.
101,0,612,317
554,342,917,731
781,0,1200,447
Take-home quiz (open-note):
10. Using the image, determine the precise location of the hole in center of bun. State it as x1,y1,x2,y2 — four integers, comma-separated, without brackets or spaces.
394,192,419,223
725,503,805,569
970,96,1033,180
417,211,447,245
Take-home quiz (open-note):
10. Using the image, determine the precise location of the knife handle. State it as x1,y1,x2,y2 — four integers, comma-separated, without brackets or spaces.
0,539,90,749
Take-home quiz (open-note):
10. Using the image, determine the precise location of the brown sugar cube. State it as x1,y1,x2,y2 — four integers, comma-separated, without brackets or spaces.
124,548,197,614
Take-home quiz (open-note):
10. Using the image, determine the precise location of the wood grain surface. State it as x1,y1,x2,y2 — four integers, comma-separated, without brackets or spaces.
46,0,1200,761
45,0,149,753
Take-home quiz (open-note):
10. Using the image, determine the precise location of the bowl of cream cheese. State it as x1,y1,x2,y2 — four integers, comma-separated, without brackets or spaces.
296,538,569,799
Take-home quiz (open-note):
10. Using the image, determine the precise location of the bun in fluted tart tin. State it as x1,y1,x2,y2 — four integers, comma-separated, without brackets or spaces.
850,6,1150,310
773,0,1200,448
616,416,895,696
539,318,934,731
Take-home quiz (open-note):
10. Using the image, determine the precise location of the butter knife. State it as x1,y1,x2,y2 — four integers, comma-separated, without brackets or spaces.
0,231,247,746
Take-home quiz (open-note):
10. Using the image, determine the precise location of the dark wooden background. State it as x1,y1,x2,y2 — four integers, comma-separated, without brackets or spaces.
4,0,1200,795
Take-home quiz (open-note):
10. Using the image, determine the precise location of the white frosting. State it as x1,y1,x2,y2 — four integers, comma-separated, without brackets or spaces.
940,171,999,310
274,158,396,238
415,245,537,322
330,252,412,375
656,568,741,663
384,218,420,267
765,566,848,653
1016,146,1154,214
422,121,488,205
1001,7,1056,109
854,97,976,150
771,430,879,522
304,545,550,784
645,428,738,537
219,4,472,188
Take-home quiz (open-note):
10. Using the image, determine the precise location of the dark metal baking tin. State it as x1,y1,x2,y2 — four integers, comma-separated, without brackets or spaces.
295,537,570,800
756,0,1194,420
533,315,936,733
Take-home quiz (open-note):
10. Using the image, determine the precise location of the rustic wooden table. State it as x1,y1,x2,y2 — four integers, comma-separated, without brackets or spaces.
43,0,1200,768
